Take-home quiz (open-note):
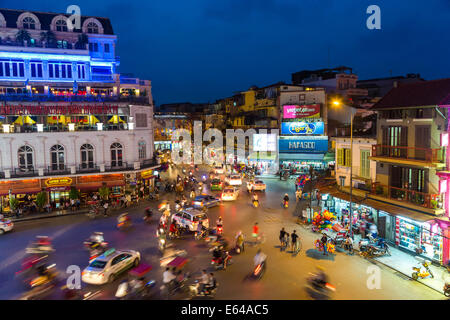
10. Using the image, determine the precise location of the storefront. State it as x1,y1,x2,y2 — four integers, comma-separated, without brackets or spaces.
43,177,74,206
278,136,329,172
247,152,277,175
137,168,158,194
0,179,42,213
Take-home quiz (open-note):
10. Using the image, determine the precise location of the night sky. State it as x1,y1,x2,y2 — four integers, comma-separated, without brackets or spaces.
2,0,450,105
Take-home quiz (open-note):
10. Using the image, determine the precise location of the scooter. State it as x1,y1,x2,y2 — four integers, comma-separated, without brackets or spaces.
412,261,434,280
211,252,232,270
188,280,218,298
305,273,336,299
252,200,259,208
252,260,266,280
194,229,208,240
444,283,450,297
283,200,289,208
158,237,166,254
115,279,156,300
216,225,223,235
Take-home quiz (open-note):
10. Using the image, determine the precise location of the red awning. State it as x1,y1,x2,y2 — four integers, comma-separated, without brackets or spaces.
0,188,42,196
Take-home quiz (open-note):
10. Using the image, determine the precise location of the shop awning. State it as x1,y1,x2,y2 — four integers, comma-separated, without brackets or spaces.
278,153,325,161
77,183,103,192
361,198,436,223
326,189,366,203
323,152,335,162
0,187,42,196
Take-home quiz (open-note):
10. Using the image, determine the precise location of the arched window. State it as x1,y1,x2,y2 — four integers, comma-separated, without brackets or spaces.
80,144,94,169
86,22,99,34
55,19,68,32
50,145,65,171
23,17,36,30
110,143,123,167
18,146,33,171
138,141,146,160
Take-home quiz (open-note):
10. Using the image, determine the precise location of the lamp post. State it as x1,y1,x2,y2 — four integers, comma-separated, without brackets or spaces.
333,99,355,238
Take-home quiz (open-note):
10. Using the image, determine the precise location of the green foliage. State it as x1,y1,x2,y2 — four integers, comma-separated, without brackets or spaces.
35,192,47,209
98,186,110,200
40,30,56,45
9,197,19,212
69,187,80,200
16,29,31,43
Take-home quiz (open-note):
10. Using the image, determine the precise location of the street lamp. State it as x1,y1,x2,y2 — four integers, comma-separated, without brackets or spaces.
332,99,355,238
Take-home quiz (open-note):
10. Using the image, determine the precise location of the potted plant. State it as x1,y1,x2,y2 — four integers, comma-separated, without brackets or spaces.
15,29,31,45
9,197,19,215
98,184,110,201
35,192,47,212
430,199,438,209
69,187,80,200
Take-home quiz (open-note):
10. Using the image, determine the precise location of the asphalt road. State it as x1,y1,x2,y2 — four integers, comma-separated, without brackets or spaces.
0,164,445,300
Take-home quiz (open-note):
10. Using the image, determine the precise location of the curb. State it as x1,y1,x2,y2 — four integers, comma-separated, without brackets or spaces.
296,220,446,296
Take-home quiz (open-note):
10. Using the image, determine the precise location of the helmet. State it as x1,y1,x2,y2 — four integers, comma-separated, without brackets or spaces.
285,193,288,196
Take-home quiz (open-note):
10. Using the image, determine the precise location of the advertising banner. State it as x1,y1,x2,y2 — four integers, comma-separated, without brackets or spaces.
279,138,328,153
283,104,320,119
281,121,324,135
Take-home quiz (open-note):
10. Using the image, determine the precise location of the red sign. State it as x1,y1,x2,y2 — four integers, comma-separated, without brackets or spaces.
283,104,321,119
0,105,119,115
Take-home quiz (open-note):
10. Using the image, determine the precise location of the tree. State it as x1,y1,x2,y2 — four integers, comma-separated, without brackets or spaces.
15,29,31,44
35,192,47,211
69,187,80,200
75,33,88,49
98,185,110,200
40,30,56,47
9,197,19,213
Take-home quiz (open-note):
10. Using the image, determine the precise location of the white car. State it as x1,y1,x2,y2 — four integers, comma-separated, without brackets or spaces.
0,218,13,234
227,174,243,186
171,208,210,231
250,180,266,192
82,248,140,285
214,166,224,175
221,187,239,201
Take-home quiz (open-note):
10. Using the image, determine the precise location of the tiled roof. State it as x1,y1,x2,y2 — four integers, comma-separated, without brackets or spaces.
371,78,450,109
0,8,114,35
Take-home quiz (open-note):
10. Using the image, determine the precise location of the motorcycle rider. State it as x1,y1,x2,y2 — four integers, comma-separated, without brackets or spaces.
283,193,289,207
144,208,153,221
117,213,130,228
190,189,196,199
252,222,259,243
89,232,104,245
252,193,259,207
198,269,210,295
169,221,178,238
162,267,176,292
312,266,329,290
206,272,217,293
216,216,223,233
253,249,267,270
235,231,244,253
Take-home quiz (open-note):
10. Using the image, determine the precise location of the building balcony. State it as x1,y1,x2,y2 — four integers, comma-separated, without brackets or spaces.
370,182,442,211
46,165,71,176
78,164,101,174
105,162,134,172
0,93,150,104
1,123,130,134
370,145,445,168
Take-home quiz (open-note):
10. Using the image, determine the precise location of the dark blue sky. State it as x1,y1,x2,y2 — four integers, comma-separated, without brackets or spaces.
3,0,450,105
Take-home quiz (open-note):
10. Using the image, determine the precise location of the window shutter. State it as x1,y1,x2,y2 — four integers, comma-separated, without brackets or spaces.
337,149,343,166
345,149,351,167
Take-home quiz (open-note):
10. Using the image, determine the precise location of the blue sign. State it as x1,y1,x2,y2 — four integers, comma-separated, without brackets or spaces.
281,121,324,135
279,138,328,153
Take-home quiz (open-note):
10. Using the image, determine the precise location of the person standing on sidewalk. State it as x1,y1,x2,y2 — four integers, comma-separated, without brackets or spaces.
344,235,353,255
103,201,109,216
320,233,328,256
291,230,299,253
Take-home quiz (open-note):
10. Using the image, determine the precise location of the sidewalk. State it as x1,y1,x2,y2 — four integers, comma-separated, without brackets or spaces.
298,221,449,295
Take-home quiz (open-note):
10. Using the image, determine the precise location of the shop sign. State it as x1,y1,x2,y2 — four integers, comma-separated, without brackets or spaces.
283,104,320,119
279,138,328,153
281,121,324,135
141,169,154,179
0,105,119,115
45,177,73,187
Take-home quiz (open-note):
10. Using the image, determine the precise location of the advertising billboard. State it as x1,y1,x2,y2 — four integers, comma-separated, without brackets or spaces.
283,104,320,119
279,138,328,153
253,134,277,152
281,121,324,135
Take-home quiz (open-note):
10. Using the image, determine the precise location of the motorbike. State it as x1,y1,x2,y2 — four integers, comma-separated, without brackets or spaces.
359,237,391,258
252,200,259,208
148,193,159,201
216,225,223,235
117,218,132,230
160,273,190,298
20,264,59,300
202,175,207,182
115,279,156,300
194,228,209,240
305,273,336,299
444,283,450,297
283,200,289,208
188,280,218,298
15,254,48,278
83,240,108,261
211,251,232,270
412,260,434,280
252,260,266,280
26,236,54,254
158,237,167,254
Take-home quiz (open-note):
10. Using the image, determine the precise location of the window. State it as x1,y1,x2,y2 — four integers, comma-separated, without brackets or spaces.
138,141,146,160
55,19,68,32
80,144,94,169
30,62,43,78
87,22,99,34
50,145,65,171
135,113,148,128
77,64,86,79
18,146,34,171
360,150,371,178
337,148,351,167
0,60,25,78
104,43,110,53
89,43,99,52
110,143,123,167
48,62,72,79
23,17,36,29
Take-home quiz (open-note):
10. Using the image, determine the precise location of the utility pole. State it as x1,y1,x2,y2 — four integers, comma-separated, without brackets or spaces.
349,111,354,238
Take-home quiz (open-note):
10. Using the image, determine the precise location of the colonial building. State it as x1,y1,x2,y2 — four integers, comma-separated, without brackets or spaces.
0,8,156,211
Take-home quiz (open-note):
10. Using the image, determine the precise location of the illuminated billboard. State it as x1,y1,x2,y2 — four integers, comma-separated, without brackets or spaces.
253,134,277,152
283,104,320,119
281,121,324,135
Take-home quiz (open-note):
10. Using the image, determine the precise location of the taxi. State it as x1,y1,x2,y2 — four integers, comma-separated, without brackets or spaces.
221,186,239,201
171,207,210,231
210,178,223,191
82,248,141,285
0,218,14,234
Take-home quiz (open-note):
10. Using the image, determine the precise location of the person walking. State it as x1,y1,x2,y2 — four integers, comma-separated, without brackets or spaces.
103,201,109,216
279,227,287,250
291,230,300,254
320,233,328,256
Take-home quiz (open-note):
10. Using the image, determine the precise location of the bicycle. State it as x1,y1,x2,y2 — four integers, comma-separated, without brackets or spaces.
292,239,302,254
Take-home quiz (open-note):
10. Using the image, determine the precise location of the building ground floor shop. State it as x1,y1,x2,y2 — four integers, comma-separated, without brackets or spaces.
0,166,160,214
320,191,450,266
279,152,333,173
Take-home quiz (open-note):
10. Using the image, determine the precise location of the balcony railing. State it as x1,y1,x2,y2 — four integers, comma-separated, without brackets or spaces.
78,164,100,173
12,167,37,178
0,93,150,104
371,182,441,209
105,162,134,172
46,165,71,176
371,145,444,163
2,123,128,134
